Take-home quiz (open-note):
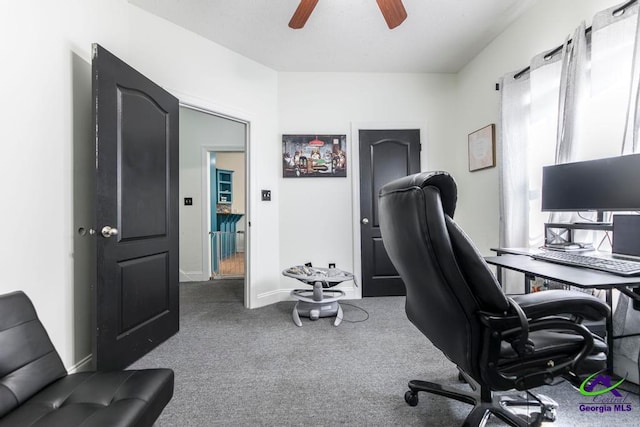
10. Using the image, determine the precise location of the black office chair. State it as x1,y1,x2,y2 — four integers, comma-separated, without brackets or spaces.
378,171,610,426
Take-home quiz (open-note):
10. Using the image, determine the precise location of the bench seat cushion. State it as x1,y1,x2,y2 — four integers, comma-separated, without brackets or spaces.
0,369,173,427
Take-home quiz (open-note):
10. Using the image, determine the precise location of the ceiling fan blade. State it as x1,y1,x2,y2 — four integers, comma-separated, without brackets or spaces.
289,0,320,29
376,0,407,29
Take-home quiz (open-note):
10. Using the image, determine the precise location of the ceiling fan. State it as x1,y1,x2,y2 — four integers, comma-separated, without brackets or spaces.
289,0,407,30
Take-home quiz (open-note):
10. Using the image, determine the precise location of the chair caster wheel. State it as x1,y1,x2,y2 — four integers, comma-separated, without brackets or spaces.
404,390,419,407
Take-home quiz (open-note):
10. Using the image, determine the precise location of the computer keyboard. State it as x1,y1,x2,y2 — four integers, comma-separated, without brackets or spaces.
531,250,640,276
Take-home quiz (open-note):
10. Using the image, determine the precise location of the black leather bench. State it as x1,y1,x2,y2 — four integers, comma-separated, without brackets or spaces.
0,291,174,427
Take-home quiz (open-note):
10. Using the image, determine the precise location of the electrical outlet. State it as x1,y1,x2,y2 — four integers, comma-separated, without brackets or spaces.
329,263,336,269
261,190,271,201
184,197,193,206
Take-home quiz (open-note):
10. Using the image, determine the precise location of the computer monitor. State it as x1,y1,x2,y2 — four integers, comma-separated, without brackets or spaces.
541,153,640,222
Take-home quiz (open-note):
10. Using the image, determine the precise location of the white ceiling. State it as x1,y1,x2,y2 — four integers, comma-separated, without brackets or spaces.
129,0,538,73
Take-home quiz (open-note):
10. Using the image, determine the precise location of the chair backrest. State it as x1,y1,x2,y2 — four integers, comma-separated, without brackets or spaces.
0,291,67,417
379,171,509,378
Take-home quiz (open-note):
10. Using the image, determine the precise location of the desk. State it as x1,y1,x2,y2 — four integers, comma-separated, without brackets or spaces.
485,252,640,372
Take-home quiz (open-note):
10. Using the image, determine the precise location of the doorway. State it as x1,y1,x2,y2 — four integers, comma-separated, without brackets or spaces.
208,150,246,279
178,105,248,295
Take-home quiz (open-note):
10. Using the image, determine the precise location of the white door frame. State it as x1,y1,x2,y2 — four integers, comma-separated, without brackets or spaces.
350,121,428,298
170,89,253,308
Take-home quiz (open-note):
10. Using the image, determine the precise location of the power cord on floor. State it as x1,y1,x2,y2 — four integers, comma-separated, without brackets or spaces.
340,302,369,323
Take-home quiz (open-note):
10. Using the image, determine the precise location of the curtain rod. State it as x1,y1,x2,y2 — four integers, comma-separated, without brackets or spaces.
513,0,638,80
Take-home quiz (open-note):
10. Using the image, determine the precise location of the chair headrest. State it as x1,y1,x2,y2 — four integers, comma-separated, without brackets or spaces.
379,171,457,218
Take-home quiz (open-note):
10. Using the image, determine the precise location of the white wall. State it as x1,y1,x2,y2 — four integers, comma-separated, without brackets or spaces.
0,0,280,369
277,73,457,296
452,0,622,255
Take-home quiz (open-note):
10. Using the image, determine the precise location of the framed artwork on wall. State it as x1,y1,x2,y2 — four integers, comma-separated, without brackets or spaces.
282,134,347,178
468,124,496,172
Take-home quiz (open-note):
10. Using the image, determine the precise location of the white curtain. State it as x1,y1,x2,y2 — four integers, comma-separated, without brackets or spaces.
591,1,639,159
498,47,565,293
555,22,589,165
498,72,531,294
622,3,640,154
498,72,530,251
529,49,563,243
549,22,590,227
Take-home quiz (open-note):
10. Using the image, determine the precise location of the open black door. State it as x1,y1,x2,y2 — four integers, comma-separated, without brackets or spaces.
92,44,179,371
359,129,420,297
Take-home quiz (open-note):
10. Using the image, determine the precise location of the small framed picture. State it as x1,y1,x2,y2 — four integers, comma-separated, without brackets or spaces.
468,124,496,172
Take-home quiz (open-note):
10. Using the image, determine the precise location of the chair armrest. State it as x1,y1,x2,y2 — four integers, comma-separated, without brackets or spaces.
511,290,610,320
505,297,529,357
478,312,597,391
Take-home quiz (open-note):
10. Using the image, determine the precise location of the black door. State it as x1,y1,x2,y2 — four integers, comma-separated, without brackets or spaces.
359,129,420,297
93,44,179,370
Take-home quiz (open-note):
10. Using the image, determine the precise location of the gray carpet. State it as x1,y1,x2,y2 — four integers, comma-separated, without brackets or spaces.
131,280,639,426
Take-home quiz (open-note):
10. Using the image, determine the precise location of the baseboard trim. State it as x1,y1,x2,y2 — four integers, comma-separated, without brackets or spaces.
255,289,289,307
179,270,208,282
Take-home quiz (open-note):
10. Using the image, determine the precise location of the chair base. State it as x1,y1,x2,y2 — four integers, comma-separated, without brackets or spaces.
405,375,558,427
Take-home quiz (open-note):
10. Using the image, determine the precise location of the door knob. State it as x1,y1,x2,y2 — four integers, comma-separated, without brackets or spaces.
361,218,369,225
101,226,119,238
